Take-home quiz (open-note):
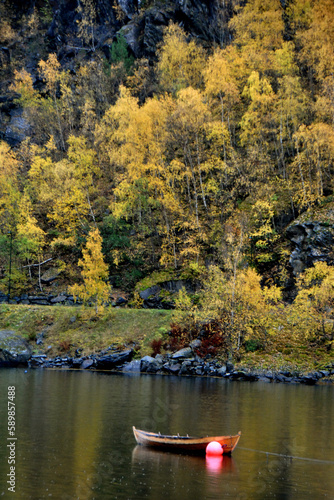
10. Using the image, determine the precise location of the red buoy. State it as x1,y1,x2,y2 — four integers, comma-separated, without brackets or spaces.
206,441,223,456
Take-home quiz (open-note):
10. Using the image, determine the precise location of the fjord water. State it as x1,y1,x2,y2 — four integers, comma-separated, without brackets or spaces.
0,369,333,499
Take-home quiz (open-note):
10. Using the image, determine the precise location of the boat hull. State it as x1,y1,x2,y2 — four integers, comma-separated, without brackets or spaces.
133,427,241,454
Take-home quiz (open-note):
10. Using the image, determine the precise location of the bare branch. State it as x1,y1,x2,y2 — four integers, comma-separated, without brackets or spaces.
22,258,53,269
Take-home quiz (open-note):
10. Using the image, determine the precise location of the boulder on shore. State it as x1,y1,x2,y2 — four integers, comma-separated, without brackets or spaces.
0,330,32,366
95,349,134,369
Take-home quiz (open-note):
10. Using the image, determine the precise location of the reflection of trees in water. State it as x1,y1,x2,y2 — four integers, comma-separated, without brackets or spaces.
1,371,333,499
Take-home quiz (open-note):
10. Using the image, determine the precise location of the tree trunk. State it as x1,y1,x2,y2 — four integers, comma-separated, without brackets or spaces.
38,254,43,292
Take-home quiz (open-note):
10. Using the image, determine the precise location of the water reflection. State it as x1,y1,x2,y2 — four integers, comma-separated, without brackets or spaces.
205,455,223,474
132,444,237,476
131,445,238,500
0,369,333,499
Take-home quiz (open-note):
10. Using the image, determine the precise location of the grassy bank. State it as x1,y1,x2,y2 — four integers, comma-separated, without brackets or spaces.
0,304,172,358
0,304,333,376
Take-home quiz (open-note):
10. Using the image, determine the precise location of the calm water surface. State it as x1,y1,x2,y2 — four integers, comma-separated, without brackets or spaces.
0,369,333,499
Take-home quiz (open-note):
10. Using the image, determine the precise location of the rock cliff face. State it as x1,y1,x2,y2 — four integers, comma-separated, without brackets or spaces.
286,209,334,275
121,0,233,56
0,0,236,143
139,279,197,309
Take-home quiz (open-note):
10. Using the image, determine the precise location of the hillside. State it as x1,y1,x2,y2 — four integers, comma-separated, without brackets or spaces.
0,0,334,362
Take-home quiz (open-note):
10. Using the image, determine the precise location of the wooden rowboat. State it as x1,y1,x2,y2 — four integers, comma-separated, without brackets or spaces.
133,426,241,454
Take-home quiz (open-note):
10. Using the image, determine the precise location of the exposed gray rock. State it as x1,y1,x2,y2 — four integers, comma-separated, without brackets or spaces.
120,0,231,58
257,376,271,383
138,280,197,309
163,363,181,374
0,330,32,366
190,339,201,349
172,347,193,360
120,22,142,57
179,360,192,375
81,359,94,369
230,370,258,381
139,285,161,301
216,366,227,376
29,358,44,366
195,366,203,376
116,296,128,306
286,221,334,276
28,296,50,305
5,108,31,145
122,359,141,372
142,8,171,55
299,374,318,385
71,357,83,368
202,362,209,374
40,268,61,284
29,354,47,367
50,295,67,304
96,349,133,369
28,354,46,368
140,355,162,373
118,0,137,17
140,355,155,364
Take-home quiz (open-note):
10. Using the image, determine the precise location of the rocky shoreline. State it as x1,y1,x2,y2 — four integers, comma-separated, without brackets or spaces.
30,349,334,385
1,330,333,385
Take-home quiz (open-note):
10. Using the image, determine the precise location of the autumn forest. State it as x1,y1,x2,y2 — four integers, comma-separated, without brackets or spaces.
0,0,334,361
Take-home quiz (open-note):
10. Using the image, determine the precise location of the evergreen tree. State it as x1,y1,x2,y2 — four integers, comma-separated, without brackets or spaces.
110,34,134,74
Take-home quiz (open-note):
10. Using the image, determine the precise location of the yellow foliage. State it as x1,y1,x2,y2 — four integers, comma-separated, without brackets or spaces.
292,122,334,206
250,200,274,237
290,262,334,343
17,194,46,259
29,135,101,241
158,23,205,93
276,75,309,134
0,20,15,43
274,41,298,77
203,48,239,105
240,71,277,147
228,0,284,75
38,54,61,95
10,69,40,108
69,228,111,314
0,141,18,179
0,142,20,231
196,265,282,353
67,135,99,183
297,0,334,80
